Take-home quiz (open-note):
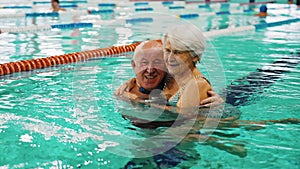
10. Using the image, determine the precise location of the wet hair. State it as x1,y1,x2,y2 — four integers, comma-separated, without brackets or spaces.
162,24,206,61
260,5,267,13
52,0,59,3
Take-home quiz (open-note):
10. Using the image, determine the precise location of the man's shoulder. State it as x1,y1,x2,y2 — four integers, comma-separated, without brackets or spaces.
115,78,136,96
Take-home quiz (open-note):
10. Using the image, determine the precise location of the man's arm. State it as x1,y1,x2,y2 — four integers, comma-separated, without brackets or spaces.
200,91,224,107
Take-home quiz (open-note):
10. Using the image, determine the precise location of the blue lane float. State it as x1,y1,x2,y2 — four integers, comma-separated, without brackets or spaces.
134,2,149,6
135,7,153,12
216,11,230,15
0,22,93,33
98,3,116,7
51,22,93,29
254,18,300,29
268,6,291,10
33,0,87,4
33,1,51,4
1,6,32,9
178,13,199,19
204,17,300,37
243,9,254,12
169,6,185,9
178,8,257,19
125,18,153,24
198,4,210,8
54,0,87,3
26,12,59,17
162,1,174,5
220,3,230,8
88,9,114,14
59,4,78,8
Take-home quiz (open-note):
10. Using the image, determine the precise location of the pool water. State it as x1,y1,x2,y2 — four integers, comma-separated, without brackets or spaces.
0,0,300,168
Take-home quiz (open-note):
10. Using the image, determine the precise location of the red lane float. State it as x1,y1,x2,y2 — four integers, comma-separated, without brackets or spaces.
0,42,141,76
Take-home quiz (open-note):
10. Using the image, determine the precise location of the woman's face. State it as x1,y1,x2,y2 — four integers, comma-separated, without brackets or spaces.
163,39,195,76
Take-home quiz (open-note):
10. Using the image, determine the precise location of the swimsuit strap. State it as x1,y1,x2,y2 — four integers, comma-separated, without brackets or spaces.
194,75,211,85
167,75,210,106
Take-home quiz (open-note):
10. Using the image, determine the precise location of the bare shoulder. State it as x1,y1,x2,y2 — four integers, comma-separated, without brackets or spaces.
114,78,136,96
195,76,212,90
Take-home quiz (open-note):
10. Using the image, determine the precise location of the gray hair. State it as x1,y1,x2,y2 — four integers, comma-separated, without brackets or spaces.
162,24,206,60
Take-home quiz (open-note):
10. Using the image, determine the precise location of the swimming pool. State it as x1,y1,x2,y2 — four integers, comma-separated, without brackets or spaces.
0,0,299,168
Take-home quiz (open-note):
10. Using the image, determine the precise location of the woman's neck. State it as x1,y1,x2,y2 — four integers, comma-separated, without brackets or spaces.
174,67,201,87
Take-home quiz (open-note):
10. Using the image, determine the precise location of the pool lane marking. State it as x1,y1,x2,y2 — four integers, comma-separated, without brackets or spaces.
0,42,143,76
225,52,300,106
1,4,298,19
203,18,300,37
203,26,256,37
0,16,154,33
0,23,93,34
1,16,299,34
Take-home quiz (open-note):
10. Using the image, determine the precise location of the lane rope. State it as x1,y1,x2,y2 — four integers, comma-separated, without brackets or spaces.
0,42,142,76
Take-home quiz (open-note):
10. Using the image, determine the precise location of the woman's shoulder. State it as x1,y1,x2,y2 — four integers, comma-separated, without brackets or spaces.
190,75,212,89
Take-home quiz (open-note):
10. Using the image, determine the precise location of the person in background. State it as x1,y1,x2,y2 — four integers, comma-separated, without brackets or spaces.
254,4,268,17
51,0,66,12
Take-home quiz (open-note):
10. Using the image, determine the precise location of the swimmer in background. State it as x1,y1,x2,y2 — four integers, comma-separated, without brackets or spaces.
51,0,66,12
254,4,268,17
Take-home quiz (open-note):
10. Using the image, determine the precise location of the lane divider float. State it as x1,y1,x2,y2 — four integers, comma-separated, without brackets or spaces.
204,18,300,37
0,42,142,76
0,6,32,9
0,22,92,34
239,0,275,6
33,0,87,5
26,12,59,17
134,2,149,6
185,0,228,4
87,9,114,14
135,7,153,11
0,16,154,34
98,3,117,7
169,6,185,9
0,14,298,76
125,17,153,24
177,9,255,18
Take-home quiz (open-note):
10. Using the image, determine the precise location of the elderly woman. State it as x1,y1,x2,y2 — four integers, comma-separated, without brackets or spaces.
162,24,213,110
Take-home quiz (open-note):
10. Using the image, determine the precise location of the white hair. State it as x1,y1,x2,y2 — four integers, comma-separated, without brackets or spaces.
162,24,206,60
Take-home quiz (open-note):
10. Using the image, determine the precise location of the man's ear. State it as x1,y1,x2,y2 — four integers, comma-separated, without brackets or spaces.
131,60,136,69
192,56,200,63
